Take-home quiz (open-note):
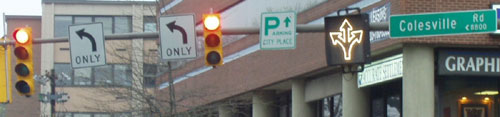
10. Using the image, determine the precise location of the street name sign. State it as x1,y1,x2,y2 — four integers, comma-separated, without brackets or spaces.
390,9,497,38
160,14,197,60
260,11,296,50
69,23,107,68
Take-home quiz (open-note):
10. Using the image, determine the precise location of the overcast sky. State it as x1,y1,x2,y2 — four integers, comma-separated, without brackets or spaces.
0,0,42,36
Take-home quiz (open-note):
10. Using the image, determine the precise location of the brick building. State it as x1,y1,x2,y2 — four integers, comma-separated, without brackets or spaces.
157,0,500,117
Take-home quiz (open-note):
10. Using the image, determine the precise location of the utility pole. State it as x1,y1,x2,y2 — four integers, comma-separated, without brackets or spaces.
167,61,176,116
49,69,56,117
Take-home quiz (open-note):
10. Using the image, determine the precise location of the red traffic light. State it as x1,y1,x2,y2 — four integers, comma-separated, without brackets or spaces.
204,15,220,30
205,34,220,47
14,47,29,59
13,28,30,44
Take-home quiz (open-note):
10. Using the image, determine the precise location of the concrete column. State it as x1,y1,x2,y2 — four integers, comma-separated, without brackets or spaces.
291,79,315,117
40,3,55,117
252,91,276,117
342,73,369,117
403,46,434,117
218,105,233,117
131,4,145,116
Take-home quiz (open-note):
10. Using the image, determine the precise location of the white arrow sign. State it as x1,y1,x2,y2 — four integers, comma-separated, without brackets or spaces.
160,14,197,60
69,23,107,68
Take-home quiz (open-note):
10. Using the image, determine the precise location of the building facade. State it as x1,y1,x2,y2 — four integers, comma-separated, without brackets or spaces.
41,0,157,116
157,0,500,117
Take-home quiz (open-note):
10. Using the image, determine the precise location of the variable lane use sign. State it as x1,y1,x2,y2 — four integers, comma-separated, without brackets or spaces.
260,11,296,50
160,14,197,60
69,23,107,68
390,9,497,38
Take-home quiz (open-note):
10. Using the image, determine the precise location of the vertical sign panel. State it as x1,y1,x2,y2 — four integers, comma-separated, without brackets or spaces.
159,14,197,60
324,14,371,66
260,11,296,50
69,23,107,68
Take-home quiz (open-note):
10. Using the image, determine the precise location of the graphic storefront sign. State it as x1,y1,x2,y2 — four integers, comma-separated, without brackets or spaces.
358,54,403,88
438,49,500,76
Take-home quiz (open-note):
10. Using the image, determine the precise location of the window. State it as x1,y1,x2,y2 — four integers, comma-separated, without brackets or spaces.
114,64,132,87
74,67,92,85
74,113,91,117
114,16,131,33
277,92,291,117
55,112,131,117
143,64,157,87
370,79,402,117
54,63,134,87
54,16,72,37
143,16,157,32
74,16,92,24
94,65,113,85
317,94,342,117
54,15,132,36
54,63,73,85
94,114,111,117
95,17,113,35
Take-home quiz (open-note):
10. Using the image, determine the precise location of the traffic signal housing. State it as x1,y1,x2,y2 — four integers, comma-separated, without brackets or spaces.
12,27,35,97
203,14,223,66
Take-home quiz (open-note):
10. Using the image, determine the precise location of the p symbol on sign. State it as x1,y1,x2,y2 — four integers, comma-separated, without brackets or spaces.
265,17,280,36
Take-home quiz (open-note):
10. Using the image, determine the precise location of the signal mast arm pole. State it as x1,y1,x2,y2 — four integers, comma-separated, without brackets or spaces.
3,20,500,45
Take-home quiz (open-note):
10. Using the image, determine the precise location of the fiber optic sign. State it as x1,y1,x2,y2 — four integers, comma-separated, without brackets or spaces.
324,14,370,66
390,9,497,38
260,11,296,50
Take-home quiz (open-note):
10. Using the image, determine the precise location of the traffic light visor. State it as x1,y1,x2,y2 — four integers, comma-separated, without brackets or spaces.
204,15,220,30
13,29,30,44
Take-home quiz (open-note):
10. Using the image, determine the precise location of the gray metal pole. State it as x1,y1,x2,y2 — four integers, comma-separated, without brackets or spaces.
167,61,176,116
0,22,390,45
7,20,500,45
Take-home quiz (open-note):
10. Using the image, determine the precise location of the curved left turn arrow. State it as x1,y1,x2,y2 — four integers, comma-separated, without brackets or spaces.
167,21,188,44
76,29,97,52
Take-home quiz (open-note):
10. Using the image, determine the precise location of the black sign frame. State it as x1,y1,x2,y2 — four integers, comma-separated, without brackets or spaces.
324,8,371,69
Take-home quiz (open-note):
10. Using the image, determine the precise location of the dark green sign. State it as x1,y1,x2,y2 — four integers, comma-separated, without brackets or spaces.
390,10,497,38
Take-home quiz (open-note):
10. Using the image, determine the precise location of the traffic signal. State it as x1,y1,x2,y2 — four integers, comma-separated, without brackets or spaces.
203,14,223,66
12,27,35,97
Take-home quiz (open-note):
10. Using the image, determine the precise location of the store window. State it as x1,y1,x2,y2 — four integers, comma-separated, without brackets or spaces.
437,77,498,117
370,79,402,117
317,94,342,117
277,92,291,117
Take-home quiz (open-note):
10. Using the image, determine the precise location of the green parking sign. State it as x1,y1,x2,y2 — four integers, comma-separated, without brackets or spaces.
260,11,296,50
